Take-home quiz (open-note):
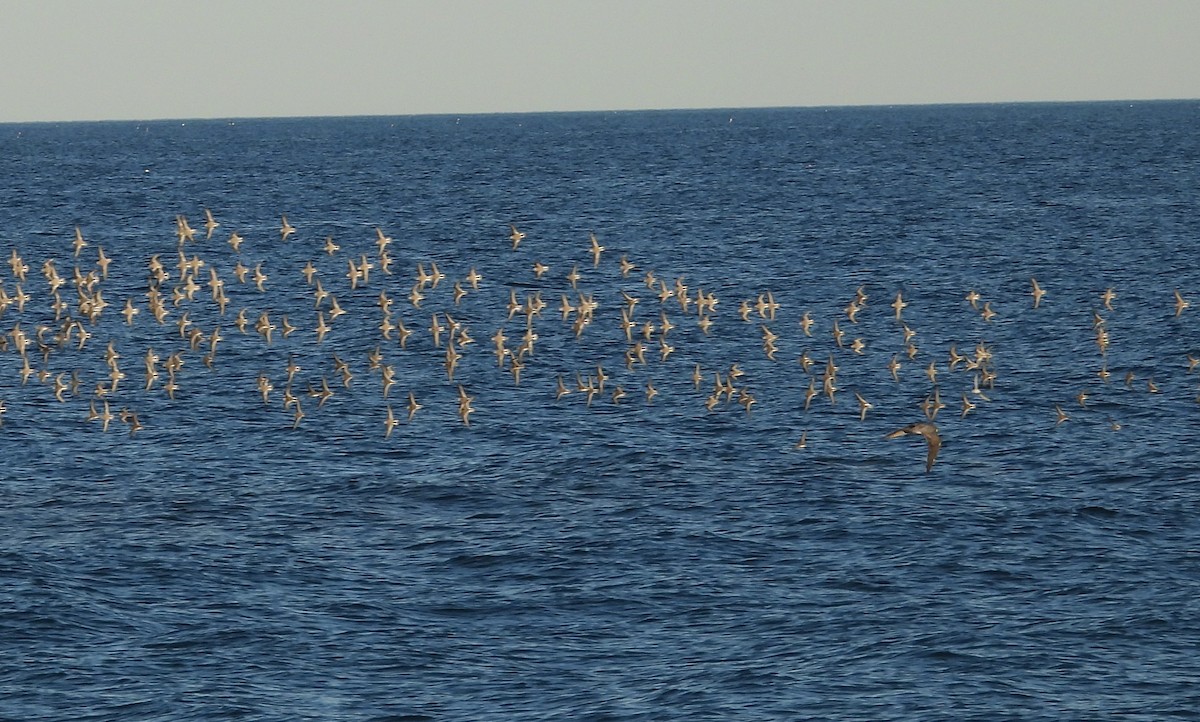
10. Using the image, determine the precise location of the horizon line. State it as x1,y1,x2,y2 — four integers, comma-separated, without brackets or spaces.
2,96,1198,127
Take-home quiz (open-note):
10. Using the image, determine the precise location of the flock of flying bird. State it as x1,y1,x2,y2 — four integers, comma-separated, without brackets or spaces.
0,210,1197,473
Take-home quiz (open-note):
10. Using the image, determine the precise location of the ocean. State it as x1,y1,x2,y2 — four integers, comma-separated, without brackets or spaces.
1,102,1199,720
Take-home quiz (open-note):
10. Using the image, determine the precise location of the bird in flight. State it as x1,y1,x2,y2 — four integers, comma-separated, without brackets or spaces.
885,421,941,472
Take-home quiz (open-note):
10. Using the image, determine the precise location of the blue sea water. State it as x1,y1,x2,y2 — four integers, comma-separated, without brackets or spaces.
2,102,1200,720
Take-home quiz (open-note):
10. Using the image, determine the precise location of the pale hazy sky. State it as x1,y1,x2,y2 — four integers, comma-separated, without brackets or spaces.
1,0,1197,122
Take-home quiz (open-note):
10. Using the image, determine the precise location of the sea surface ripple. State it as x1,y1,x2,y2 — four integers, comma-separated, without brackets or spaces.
2,103,1200,720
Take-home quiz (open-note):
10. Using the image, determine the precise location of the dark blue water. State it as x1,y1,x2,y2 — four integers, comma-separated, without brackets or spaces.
2,103,1200,720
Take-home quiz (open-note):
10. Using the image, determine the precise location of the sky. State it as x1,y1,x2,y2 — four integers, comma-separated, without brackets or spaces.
1,0,1198,122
